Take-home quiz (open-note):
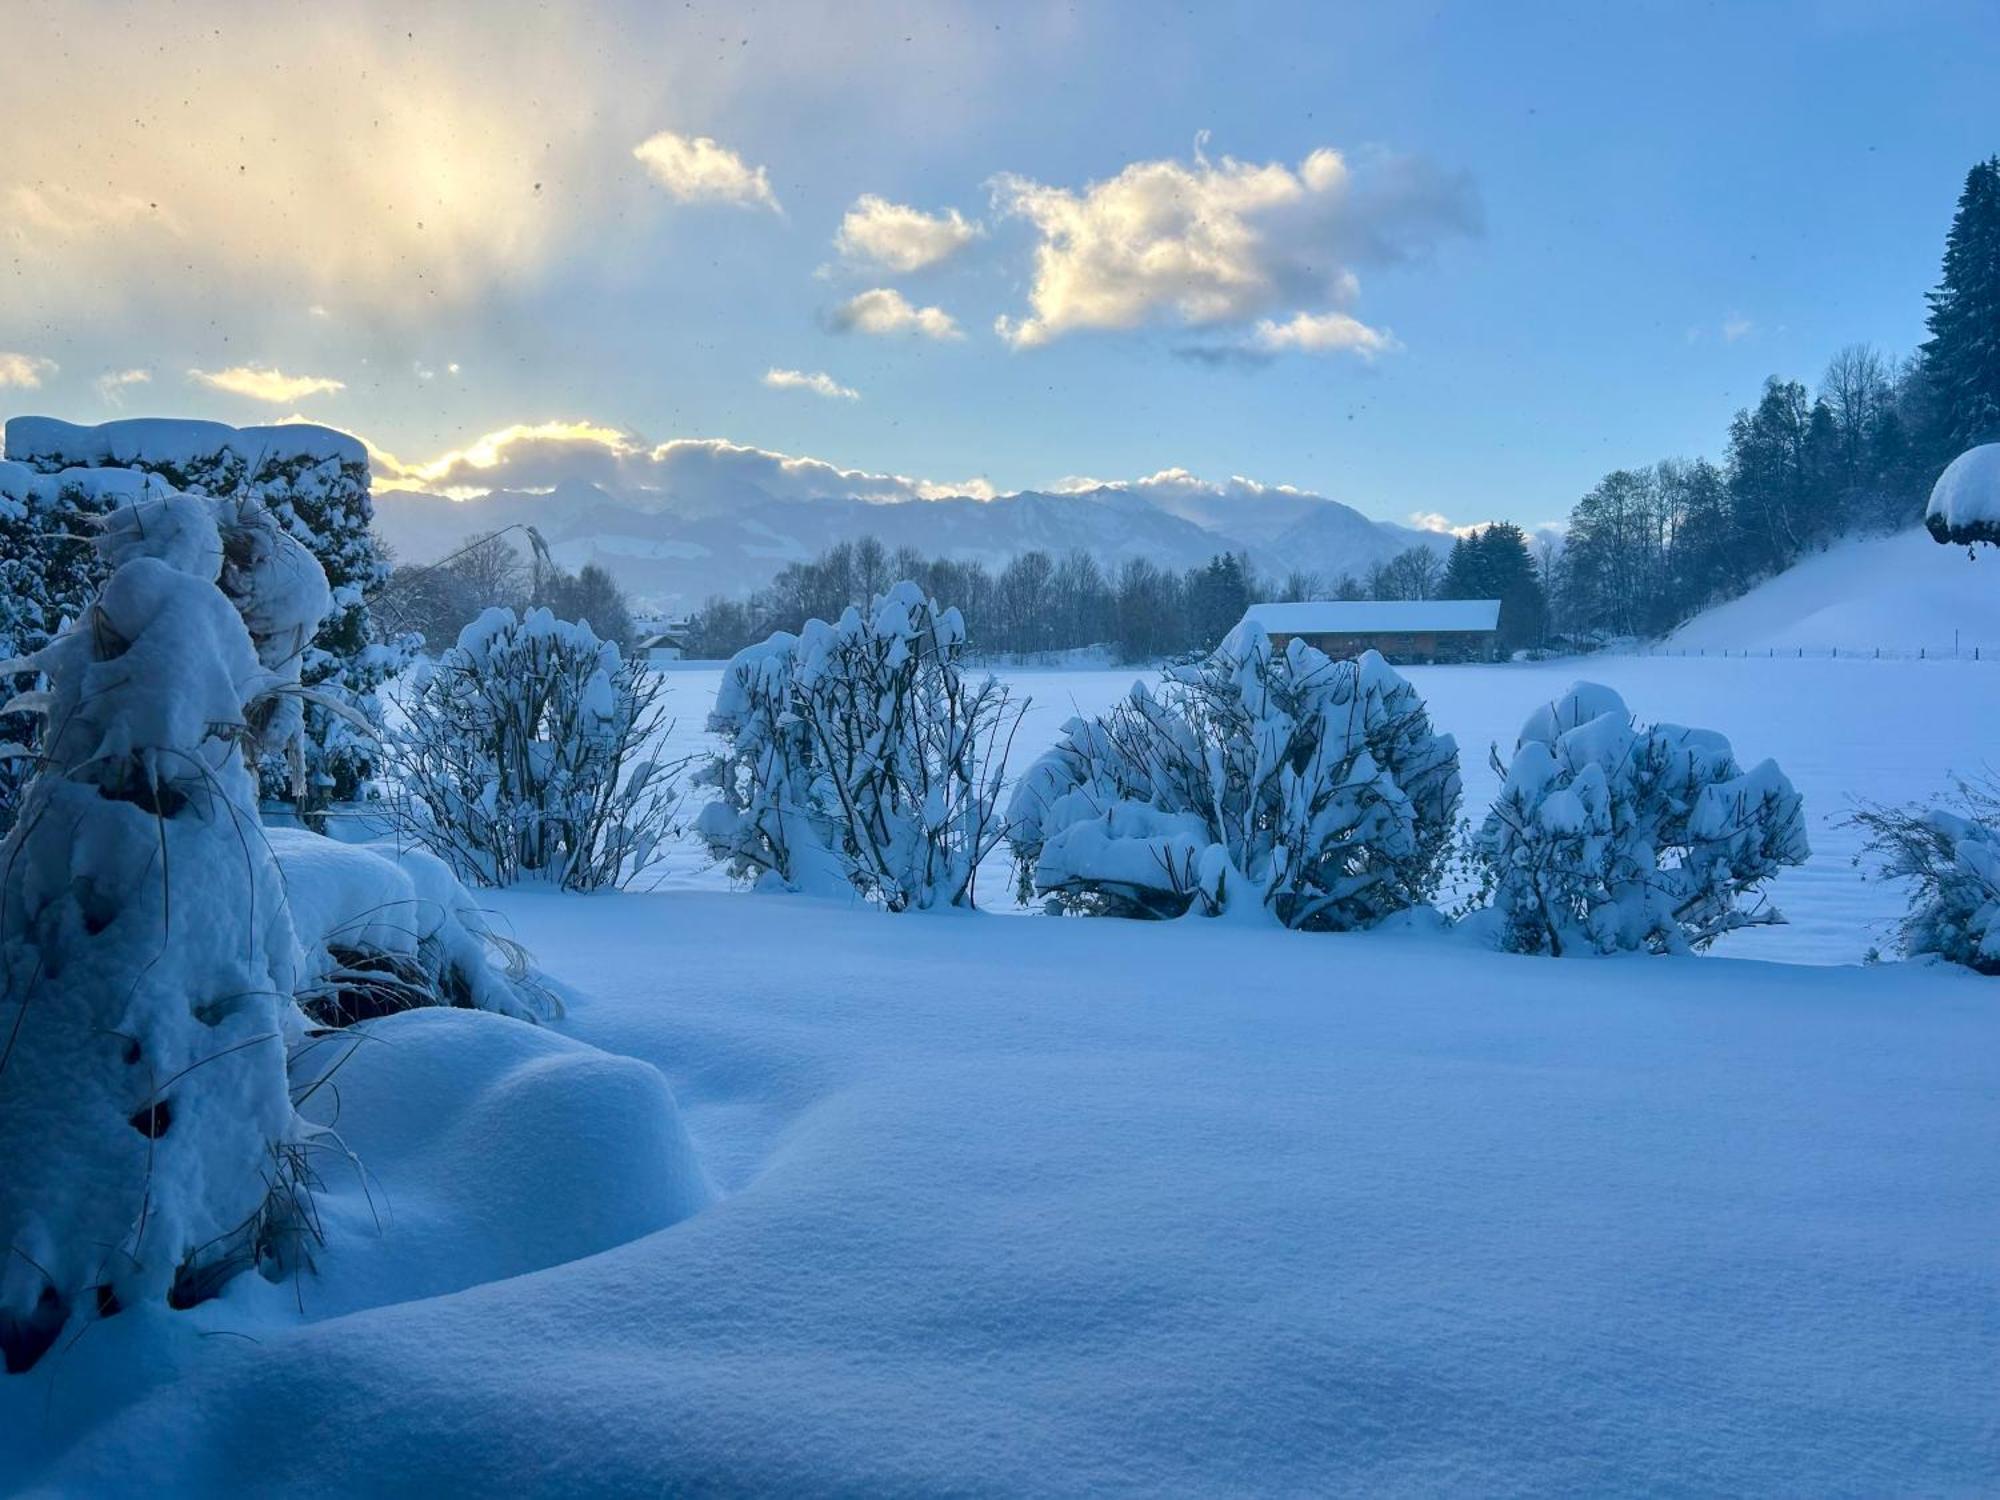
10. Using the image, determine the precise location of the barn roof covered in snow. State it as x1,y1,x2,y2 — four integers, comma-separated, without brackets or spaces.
1238,599,1502,635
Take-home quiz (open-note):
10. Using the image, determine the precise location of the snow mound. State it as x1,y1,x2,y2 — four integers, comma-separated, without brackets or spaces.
1926,442,2000,546
1667,525,2000,654
292,1007,712,1317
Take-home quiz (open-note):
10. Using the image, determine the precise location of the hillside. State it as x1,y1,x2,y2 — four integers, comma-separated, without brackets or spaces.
373,479,1445,612
1667,526,2000,655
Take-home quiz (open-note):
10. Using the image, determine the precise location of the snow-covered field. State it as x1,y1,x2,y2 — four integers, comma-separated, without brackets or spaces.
6,890,1994,1494
649,651,1998,966
5,648,1995,1495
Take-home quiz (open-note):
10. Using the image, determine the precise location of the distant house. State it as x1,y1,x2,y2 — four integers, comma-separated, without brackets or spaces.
1237,600,1502,664
637,625,689,665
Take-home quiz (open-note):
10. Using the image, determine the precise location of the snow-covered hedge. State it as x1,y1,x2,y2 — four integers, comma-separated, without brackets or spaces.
3,417,415,824
1850,781,2000,973
0,486,329,1372
1007,631,1460,927
1925,442,2000,548
392,607,682,892
697,581,1024,910
1472,682,1809,956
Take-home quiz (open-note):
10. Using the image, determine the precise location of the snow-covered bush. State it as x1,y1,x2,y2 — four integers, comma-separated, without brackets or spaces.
697,581,1024,910
1472,682,1809,956
0,462,151,832
391,607,682,892
0,486,329,1372
4,417,415,825
1925,442,2000,548
1007,631,1460,927
268,829,558,1023
1849,779,2000,973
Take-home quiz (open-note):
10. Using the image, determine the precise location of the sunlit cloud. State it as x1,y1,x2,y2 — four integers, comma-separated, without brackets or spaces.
834,195,981,272
370,420,994,504
632,131,781,212
0,2,652,321
1253,310,1397,358
830,287,962,340
0,352,58,388
991,138,1475,349
93,367,153,404
763,368,861,400
189,365,346,403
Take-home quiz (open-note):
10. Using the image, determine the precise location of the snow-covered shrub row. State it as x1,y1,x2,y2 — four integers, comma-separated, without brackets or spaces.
698,581,1025,910
1850,780,2000,974
1007,630,1460,927
392,607,683,892
1471,682,1809,956
1925,442,2000,548
3,417,415,825
0,486,331,1373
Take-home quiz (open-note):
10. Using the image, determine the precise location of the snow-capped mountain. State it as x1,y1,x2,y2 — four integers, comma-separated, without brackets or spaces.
373,478,1446,611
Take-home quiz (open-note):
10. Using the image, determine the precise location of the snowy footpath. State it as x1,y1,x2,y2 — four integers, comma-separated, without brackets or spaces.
5,891,1995,1495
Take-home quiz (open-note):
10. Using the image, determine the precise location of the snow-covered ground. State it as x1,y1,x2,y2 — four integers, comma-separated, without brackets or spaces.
6,892,1994,1494
1665,525,2000,656
648,650,1997,965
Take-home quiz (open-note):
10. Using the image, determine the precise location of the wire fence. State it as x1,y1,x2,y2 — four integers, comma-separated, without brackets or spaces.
1637,643,1998,662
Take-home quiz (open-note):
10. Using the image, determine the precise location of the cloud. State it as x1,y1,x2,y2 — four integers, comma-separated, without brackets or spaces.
763,368,861,401
0,3,664,321
371,421,994,505
632,131,780,212
189,365,346,403
834,195,981,272
990,139,1476,349
1253,310,1397,358
1722,313,1755,343
94,367,152,404
830,287,962,340
0,352,58,388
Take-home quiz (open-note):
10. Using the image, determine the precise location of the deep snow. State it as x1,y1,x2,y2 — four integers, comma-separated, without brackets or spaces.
1665,524,2000,656
3,893,1993,1494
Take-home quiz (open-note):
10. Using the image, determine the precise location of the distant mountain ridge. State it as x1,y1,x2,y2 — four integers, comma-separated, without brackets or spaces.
374,478,1446,611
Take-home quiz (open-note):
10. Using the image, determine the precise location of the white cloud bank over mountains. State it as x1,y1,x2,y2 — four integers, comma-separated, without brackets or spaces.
362,418,1445,612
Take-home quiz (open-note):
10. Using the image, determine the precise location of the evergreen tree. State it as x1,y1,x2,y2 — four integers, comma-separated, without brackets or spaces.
0,468,126,831
2,419,413,827
1921,156,2000,457
1440,523,1546,651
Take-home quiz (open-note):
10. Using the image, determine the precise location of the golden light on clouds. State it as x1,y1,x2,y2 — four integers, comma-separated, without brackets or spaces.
190,366,346,403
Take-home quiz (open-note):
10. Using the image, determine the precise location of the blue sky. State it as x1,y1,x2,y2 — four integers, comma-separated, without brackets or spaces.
1,0,1994,527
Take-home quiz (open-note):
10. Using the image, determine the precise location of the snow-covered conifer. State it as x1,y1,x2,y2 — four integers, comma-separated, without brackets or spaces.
3,417,414,824
1007,630,1460,927
1473,682,1808,955
392,607,682,891
0,485,329,1372
697,581,1024,910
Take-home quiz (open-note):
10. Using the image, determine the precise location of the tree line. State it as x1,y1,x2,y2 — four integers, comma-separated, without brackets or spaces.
1548,155,1999,641
682,526,1551,662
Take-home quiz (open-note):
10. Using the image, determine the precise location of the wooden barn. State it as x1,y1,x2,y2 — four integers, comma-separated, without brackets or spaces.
1236,599,1503,664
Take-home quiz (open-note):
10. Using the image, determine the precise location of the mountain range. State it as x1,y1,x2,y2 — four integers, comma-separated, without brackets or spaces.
372,478,1449,612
